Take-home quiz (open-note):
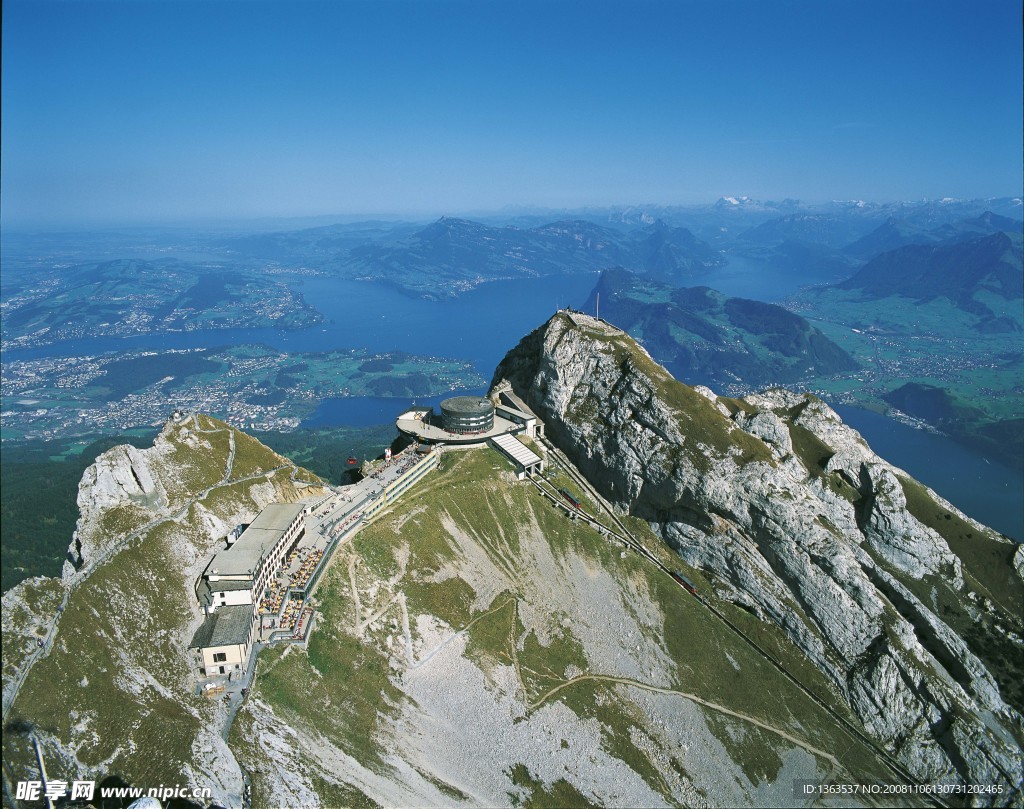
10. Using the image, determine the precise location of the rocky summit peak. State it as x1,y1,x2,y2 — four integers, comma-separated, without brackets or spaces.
492,310,1024,794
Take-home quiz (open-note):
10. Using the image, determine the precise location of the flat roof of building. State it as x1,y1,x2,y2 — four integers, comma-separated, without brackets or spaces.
250,502,306,533
189,604,254,649
304,445,437,536
441,396,493,415
491,434,543,469
210,502,306,577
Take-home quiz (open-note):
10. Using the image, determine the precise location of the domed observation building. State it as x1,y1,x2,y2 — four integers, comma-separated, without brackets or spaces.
440,396,494,435
396,388,542,451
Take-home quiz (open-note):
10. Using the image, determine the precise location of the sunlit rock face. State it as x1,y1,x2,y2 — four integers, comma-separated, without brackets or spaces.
493,311,1023,795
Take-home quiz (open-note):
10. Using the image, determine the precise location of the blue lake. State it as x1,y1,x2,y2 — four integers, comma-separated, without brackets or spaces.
8,273,599,374
684,255,810,302
1,257,815,365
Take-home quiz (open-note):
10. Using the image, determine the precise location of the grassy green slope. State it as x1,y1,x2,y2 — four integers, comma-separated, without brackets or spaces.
234,446,894,806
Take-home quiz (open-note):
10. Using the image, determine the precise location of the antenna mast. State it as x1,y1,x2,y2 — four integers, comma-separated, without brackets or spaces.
596,292,600,321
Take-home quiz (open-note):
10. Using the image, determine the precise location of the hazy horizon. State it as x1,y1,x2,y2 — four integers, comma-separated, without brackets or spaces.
3,194,1024,236
2,0,1022,229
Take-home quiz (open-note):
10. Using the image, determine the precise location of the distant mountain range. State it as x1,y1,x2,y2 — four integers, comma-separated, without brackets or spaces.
219,216,727,298
736,212,877,250
579,196,1023,246
844,211,1022,260
344,217,632,293
582,268,858,392
724,207,1022,289
196,197,1024,299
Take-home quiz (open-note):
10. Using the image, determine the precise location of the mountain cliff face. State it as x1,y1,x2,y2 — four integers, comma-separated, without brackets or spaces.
492,311,1024,795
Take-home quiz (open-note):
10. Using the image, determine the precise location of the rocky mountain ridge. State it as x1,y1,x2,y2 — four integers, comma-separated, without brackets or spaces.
6,412,901,808
492,311,1024,796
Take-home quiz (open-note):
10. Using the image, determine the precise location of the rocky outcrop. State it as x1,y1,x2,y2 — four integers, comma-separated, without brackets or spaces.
858,463,961,582
492,311,1023,799
66,442,169,574
64,414,286,581
731,409,792,458
80,443,166,512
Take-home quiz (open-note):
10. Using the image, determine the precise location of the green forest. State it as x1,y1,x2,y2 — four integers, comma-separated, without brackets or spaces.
0,434,154,592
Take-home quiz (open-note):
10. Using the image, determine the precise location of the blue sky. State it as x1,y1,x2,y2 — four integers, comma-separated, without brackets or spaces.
2,0,1021,227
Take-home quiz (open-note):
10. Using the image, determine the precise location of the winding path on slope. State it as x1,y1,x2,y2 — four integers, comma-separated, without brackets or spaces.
346,547,520,673
344,542,842,789
528,673,842,771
